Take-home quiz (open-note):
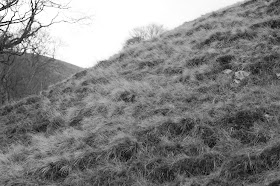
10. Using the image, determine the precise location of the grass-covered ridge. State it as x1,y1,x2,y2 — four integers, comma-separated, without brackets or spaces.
1,0,280,185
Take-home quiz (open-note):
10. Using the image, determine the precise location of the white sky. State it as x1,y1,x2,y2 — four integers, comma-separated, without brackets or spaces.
50,0,243,68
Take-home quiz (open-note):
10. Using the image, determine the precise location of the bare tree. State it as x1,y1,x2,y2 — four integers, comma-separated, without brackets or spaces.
124,24,166,48
0,0,88,104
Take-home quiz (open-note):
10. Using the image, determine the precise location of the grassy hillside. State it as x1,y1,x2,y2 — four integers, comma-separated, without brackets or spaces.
1,0,280,185
0,54,82,104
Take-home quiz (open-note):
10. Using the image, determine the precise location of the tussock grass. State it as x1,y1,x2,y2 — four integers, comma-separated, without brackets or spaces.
1,0,280,185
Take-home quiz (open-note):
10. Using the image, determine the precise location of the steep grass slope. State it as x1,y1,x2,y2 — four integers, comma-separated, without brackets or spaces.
1,0,280,185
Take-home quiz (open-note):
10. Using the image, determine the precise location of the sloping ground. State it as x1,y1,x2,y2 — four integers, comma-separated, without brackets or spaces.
0,54,82,104
1,0,280,185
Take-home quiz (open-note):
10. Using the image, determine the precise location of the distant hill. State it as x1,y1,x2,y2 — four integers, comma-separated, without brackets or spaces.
0,53,82,104
1,0,280,185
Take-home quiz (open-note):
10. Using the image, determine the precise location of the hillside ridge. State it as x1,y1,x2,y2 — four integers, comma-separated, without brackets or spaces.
0,53,82,105
1,0,280,185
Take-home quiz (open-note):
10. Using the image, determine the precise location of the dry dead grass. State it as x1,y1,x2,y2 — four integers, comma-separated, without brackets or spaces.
1,0,280,185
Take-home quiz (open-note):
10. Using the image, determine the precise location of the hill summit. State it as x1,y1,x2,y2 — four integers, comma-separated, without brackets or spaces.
1,0,280,185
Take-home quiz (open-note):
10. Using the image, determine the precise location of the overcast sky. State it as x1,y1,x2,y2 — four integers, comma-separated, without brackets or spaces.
50,0,243,68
